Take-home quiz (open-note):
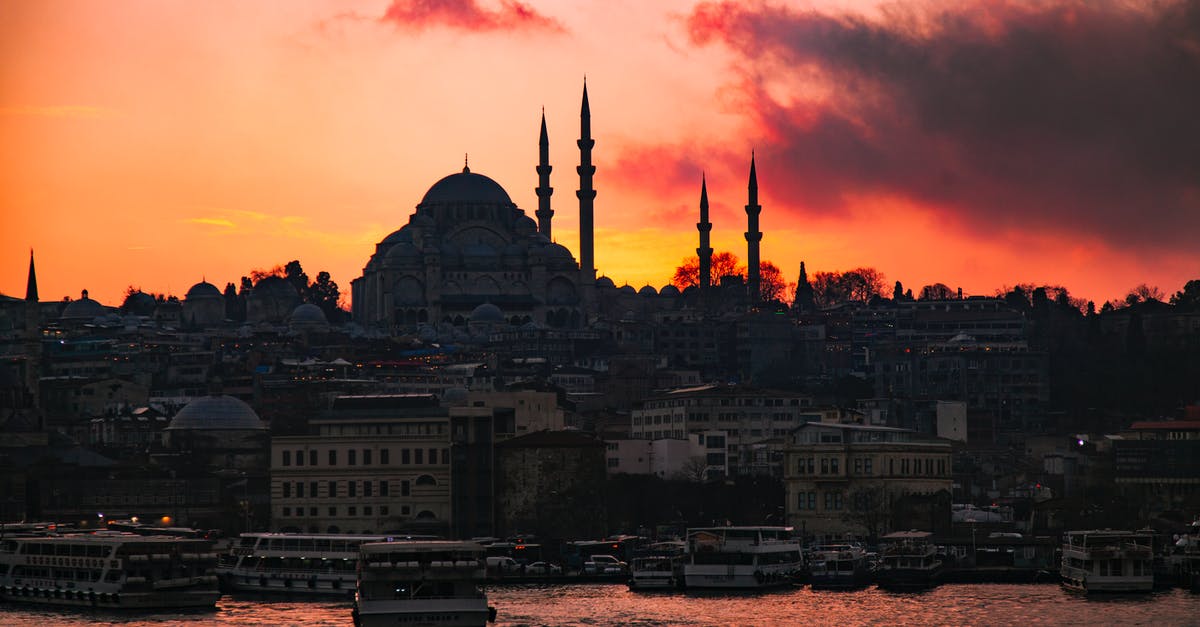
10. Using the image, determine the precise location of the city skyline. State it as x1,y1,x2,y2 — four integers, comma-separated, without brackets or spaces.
3,1,1198,306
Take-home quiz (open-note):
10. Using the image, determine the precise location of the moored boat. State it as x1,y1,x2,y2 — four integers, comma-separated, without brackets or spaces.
216,532,392,597
353,540,495,627
808,544,872,590
682,526,802,589
875,531,943,591
1060,529,1154,593
0,530,220,609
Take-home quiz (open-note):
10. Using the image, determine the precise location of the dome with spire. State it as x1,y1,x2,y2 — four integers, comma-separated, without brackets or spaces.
186,281,221,299
61,290,105,320
420,167,513,206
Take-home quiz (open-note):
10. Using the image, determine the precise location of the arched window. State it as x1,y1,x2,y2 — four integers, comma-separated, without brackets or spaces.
416,510,436,520
415,474,437,487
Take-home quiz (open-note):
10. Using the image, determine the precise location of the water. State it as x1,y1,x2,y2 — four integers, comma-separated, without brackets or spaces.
1,584,1196,626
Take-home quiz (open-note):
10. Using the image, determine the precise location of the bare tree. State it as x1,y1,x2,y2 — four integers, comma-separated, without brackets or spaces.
675,456,711,482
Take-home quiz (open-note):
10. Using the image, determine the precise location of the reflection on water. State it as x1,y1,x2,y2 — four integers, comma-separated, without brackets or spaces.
0,584,1195,626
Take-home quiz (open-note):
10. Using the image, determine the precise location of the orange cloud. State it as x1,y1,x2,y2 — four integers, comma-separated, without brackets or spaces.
379,0,565,33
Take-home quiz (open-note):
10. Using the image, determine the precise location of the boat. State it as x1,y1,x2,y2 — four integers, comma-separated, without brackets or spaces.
682,526,802,589
216,532,392,597
808,543,872,590
0,530,220,609
628,540,684,590
1165,519,1200,592
875,531,943,591
353,540,495,627
1060,529,1154,593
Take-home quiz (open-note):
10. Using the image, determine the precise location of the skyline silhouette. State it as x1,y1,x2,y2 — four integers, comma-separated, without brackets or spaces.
3,1,1198,306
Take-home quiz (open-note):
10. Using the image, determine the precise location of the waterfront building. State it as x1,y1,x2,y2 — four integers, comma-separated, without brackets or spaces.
630,384,816,476
1113,418,1200,516
783,422,953,541
494,430,607,540
270,394,452,535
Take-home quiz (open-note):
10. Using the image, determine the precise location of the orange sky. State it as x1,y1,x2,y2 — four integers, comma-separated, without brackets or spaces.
2,1,1196,308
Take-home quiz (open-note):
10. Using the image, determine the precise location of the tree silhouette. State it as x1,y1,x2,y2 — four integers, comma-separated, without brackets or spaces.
672,252,787,301
810,268,887,307
918,283,954,300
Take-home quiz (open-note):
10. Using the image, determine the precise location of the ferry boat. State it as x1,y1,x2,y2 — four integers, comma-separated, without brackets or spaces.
1165,519,1200,592
1060,529,1154,593
0,530,220,609
875,531,943,591
353,540,495,627
682,526,802,589
808,544,872,590
216,532,392,597
628,540,685,590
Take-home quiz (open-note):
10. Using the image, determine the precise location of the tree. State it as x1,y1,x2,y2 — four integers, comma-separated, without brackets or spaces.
841,483,892,540
758,261,791,302
1124,284,1165,306
809,267,887,307
675,456,712,482
284,260,309,299
1170,280,1200,310
672,252,742,290
309,271,343,322
918,283,954,300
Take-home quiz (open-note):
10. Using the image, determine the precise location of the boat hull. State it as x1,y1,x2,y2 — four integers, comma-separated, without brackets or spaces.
354,598,492,627
220,570,356,597
875,567,943,591
1060,573,1154,594
683,565,795,589
0,585,220,610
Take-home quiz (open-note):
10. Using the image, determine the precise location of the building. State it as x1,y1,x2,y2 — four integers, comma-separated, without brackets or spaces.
493,430,607,540
630,384,815,476
1113,419,1200,516
269,394,452,535
783,422,953,541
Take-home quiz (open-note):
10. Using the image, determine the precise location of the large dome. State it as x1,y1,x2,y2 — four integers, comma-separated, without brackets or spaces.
167,395,265,431
420,168,513,206
186,281,221,299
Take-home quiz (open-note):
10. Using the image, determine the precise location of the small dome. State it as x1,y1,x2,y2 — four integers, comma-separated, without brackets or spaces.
122,291,158,315
514,216,537,235
385,242,422,262
619,285,636,295
420,170,513,206
61,290,105,320
470,302,505,323
186,281,221,299
638,285,658,297
545,243,574,259
596,276,616,289
290,303,328,324
381,227,411,245
167,395,265,431
660,284,681,297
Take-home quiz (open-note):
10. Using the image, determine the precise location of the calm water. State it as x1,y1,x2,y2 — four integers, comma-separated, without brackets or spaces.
1,584,1196,626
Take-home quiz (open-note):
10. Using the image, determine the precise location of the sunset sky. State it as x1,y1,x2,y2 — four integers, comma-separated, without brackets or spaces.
2,0,1198,307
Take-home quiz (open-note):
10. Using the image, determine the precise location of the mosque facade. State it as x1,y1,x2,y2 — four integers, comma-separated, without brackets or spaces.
351,84,766,334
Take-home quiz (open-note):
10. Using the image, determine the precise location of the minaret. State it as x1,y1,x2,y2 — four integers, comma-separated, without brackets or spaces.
745,153,762,302
576,80,596,284
23,249,41,407
25,249,38,302
697,173,713,290
535,110,554,239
